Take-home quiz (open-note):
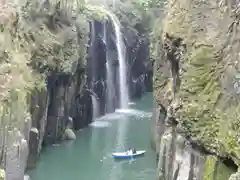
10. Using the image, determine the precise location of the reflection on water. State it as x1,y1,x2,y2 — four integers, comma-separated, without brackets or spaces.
28,93,156,180
89,121,111,128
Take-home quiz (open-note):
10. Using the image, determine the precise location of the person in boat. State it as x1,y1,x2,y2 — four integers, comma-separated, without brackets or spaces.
126,148,136,155
126,148,132,155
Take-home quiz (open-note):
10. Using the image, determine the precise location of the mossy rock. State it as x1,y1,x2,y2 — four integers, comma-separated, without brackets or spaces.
152,0,240,166
203,156,234,180
0,169,5,180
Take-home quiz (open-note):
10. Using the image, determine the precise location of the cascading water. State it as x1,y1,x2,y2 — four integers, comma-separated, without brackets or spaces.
107,12,129,109
104,21,115,113
91,94,100,120
90,21,96,89
89,21,100,120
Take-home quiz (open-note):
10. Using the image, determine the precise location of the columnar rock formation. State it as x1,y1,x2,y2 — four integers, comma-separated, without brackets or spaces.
0,0,154,179
151,0,240,179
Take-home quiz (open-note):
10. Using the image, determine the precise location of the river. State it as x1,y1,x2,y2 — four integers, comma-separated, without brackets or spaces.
28,92,156,180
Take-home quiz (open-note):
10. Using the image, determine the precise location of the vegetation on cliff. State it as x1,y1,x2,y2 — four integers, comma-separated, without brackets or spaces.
0,0,159,169
0,0,95,167
152,0,240,173
112,0,163,51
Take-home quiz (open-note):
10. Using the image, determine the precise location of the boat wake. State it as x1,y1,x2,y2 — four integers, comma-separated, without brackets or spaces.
115,108,152,119
89,121,111,128
94,113,126,121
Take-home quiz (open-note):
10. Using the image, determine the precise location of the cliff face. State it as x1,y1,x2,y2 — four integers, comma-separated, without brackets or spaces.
87,18,153,115
27,71,93,169
0,1,92,178
0,0,154,179
152,0,240,179
152,100,236,180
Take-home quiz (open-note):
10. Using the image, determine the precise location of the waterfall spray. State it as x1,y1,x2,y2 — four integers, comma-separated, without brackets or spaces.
106,12,129,109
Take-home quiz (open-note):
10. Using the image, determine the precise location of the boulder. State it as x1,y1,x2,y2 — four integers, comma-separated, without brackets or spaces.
229,172,240,180
0,169,5,180
63,128,76,140
24,174,30,180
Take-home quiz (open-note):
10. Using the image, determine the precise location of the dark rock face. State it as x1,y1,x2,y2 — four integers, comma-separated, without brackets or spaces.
27,129,39,169
26,19,153,170
27,68,92,169
73,88,93,130
87,21,108,114
128,38,153,99
87,20,153,114
44,71,92,145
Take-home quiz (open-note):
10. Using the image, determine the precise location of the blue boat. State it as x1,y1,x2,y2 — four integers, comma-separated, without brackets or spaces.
112,150,146,159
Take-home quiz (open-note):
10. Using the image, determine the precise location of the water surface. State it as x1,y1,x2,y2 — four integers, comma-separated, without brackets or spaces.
28,92,156,180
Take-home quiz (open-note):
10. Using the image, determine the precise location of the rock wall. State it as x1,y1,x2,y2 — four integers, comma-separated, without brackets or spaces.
27,69,92,169
0,1,92,178
25,6,154,174
0,1,154,179
151,0,240,179
152,101,236,180
87,19,153,114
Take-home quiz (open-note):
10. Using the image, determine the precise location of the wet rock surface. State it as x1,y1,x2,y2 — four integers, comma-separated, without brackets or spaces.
153,100,236,180
152,0,240,179
87,20,153,113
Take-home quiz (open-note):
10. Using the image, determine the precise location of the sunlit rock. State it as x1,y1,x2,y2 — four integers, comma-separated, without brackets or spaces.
63,128,76,140
229,171,240,180
0,169,5,180
24,174,30,180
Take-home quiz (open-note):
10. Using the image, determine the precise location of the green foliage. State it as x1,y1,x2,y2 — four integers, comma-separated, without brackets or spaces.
203,156,234,180
20,0,89,74
218,106,240,165
0,0,90,164
152,0,240,176
177,46,222,153
203,156,216,180
177,46,240,164
80,5,108,21
113,0,163,37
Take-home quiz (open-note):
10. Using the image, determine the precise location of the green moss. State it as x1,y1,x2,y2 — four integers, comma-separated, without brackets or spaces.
203,156,234,180
21,0,89,75
80,5,108,21
178,46,225,154
216,161,235,180
0,0,91,161
176,45,240,164
203,156,216,180
152,4,240,162
152,0,240,175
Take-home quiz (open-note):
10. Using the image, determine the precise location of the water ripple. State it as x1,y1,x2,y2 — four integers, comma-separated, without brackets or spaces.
89,121,111,128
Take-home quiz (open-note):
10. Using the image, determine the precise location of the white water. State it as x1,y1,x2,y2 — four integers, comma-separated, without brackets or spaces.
107,12,129,109
91,94,100,120
91,22,96,88
104,21,115,113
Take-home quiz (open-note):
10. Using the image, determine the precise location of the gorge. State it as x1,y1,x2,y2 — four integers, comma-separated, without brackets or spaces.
1,0,240,180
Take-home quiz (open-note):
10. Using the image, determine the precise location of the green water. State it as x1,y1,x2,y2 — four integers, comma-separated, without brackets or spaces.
28,92,156,180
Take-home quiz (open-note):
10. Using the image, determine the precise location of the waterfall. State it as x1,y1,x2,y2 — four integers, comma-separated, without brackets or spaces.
90,21,96,89
107,12,129,109
104,21,115,113
91,94,100,120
